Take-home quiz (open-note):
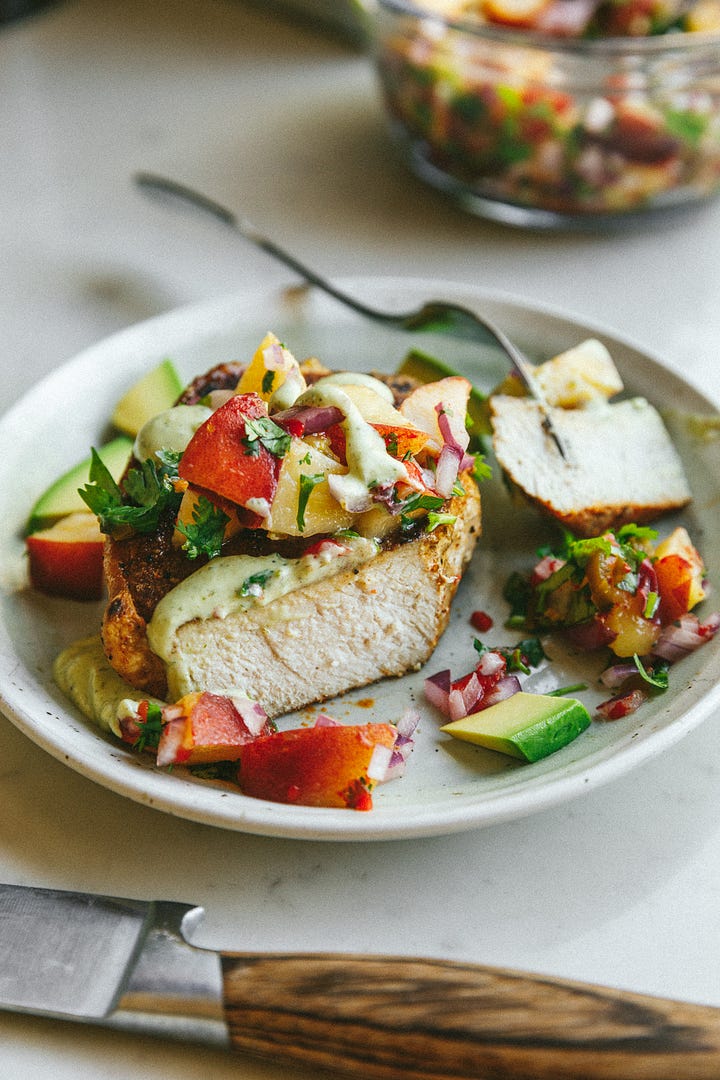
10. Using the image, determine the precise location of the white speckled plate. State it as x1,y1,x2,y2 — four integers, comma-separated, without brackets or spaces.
1,278,719,841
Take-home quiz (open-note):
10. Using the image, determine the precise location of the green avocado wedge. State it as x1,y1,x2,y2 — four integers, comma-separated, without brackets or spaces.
26,435,133,535
111,358,183,437
441,692,592,763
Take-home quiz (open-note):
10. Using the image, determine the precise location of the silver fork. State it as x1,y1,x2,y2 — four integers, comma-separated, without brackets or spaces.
134,171,565,457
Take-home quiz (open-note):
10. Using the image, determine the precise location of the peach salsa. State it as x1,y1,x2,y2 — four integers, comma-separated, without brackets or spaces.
376,0,720,218
25,335,718,811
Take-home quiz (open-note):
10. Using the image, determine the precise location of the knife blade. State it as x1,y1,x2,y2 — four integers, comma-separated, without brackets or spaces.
1,881,719,1079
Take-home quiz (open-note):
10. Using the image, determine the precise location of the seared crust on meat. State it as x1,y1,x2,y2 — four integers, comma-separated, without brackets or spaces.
101,477,481,713
102,511,187,697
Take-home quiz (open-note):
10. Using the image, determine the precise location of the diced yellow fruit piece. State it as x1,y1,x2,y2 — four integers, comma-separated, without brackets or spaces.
236,332,303,403
111,359,183,437
354,504,403,543
267,440,355,537
533,339,624,408
172,487,242,549
654,526,706,609
441,692,591,762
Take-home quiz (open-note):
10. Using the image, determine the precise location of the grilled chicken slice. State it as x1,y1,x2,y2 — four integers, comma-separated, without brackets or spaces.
490,395,691,537
101,480,481,716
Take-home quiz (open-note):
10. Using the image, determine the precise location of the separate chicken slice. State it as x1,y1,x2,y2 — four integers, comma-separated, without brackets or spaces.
490,395,691,537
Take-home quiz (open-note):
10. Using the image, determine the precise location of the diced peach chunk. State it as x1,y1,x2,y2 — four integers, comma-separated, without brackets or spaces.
156,691,273,767
655,527,706,624
235,332,304,403
26,512,105,601
237,723,397,810
178,394,282,512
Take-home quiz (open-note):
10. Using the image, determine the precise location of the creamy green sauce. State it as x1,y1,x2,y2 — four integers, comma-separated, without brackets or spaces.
314,372,394,403
133,404,212,462
147,534,378,692
293,384,407,510
53,636,162,736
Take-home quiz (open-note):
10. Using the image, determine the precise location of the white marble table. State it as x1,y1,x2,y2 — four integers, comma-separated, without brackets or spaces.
2,1,720,1076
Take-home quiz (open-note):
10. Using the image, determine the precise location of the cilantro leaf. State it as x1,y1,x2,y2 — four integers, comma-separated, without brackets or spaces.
242,416,291,459
238,569,276,597
426,511,457,532
79,448,182,538
633,654,669,690
400,492,445,532
297,472,326,532
472,454,492,482
134,701,164,752
176,495,230,560
474,635,546,673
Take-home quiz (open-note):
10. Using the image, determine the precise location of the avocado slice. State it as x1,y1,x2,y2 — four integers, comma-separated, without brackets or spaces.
111,358,183,437
441,692,591,763
397,348,491,442
26,435,132,535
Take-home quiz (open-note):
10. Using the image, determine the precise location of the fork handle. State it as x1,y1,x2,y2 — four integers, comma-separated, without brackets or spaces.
221,952,720,1079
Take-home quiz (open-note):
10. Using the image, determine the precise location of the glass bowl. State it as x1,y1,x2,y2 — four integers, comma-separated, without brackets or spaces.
372,0,720,228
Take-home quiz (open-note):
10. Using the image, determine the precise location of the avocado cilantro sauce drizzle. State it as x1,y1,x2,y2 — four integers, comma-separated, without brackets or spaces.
296,381,409,510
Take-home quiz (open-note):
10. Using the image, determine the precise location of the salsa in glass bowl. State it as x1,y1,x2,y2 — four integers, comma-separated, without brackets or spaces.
372,0,720,227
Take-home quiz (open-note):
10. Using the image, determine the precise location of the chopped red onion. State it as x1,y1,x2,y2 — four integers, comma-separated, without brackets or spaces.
565,616,617,652
434,443,462,498
599,662,639,689
531,554,566,585
424,669,451,714
597,688,648,720
637,558,660,620
435,400,469,454
652,611,720,662
229,695,270,737
433,401,470,497
314,713,341,728
476,650,505,677
263,342,293,371
396,705,420,740
156,717,186,767
483,675,522,707
367,742,395,781
449,675,485,720
273,404,344,436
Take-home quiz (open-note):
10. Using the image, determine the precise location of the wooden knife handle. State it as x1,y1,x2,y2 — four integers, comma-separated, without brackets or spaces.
221,953,720,1079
